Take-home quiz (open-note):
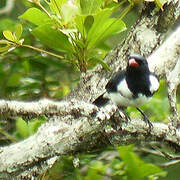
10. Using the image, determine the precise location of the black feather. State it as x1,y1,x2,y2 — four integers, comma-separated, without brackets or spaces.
106,71,125,93
93,93,109,107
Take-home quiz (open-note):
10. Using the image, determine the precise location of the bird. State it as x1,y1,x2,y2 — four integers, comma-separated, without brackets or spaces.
93,54,159,128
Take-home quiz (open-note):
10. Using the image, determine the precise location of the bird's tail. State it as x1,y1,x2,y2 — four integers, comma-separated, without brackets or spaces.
93,93,109,107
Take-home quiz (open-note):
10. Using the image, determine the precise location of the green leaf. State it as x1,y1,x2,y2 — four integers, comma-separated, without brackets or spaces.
29,117,46,135
15,24,23,41
3,30,15,42
16,117,29,138
84,15,94,34
46,0,67,16
32,24,73,52
80,0,103,14
0,40,11,53
0,18,17,32
75,15,86,36
19,8,51,26
87,9,126,49
0,45,10,53
7,73,21,87
85,161,108,180
61,2,79,24
118,145,167,180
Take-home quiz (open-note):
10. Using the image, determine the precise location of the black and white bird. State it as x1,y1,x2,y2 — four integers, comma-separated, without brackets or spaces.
93,54,159,127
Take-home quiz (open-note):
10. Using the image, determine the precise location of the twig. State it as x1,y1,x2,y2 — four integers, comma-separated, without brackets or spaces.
0,0,15,15
159,159,180,167
0,127,17,143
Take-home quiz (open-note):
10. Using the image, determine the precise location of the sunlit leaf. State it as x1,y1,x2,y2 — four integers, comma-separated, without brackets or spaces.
46,0,67,16
0,40,10,45
16,117,29,138
118,145,167,179
32,24,73,52
19,8,51,26
87,9,126,49
80,0,103,14
15,24,23,41
0,44,10,53
3,30,15,42
61,2,79,24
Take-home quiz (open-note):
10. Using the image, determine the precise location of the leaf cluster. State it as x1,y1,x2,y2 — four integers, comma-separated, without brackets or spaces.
41,145,167,180
0,0,129,72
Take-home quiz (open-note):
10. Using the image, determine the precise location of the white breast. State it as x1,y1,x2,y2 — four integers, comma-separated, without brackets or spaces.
105,78,150,107
104,75,157,108
108,92,150,107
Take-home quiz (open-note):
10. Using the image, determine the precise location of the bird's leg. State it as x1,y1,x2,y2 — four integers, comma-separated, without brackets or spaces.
118,106,131,122
136,107,153,129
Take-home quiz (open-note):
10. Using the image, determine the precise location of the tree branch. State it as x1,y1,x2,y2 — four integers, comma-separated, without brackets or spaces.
0,1,180,179
0,0,15,15
0,101,180,179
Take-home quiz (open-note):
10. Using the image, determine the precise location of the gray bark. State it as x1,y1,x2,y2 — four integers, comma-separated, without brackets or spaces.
1,1,180,179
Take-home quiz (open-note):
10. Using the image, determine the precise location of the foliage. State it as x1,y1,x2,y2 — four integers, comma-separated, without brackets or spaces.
0,0,168,72
0,0,129,72
40,145,167,179
14,116,47,139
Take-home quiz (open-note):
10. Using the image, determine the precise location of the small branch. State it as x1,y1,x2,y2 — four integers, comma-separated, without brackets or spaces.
136,147,167,158
0,127,17,143
0,99,97,120
35,1,51,18
140,147,180,167
21,44,65,60
0,0,15,15
159,159,180,167
137,147,180,160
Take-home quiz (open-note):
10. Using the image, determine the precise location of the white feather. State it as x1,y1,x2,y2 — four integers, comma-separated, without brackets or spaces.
108,92,150,107
117,78,133,98
149,75,159,93
105,78,150,107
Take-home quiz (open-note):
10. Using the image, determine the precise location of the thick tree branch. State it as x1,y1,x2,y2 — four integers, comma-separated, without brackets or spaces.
0,101,180,179
166,58,180,127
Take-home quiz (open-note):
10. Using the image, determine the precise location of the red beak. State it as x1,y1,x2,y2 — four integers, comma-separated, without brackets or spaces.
129,58,139,67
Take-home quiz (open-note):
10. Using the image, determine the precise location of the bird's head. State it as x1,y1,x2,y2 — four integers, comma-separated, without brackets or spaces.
127,54,149,73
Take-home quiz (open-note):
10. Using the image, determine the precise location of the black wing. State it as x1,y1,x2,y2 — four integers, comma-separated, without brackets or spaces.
93,93,109,107
106,70,126,93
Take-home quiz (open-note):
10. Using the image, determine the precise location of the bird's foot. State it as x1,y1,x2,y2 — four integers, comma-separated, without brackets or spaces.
136,107,153,132
143,115,153,131
118,109,131,123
